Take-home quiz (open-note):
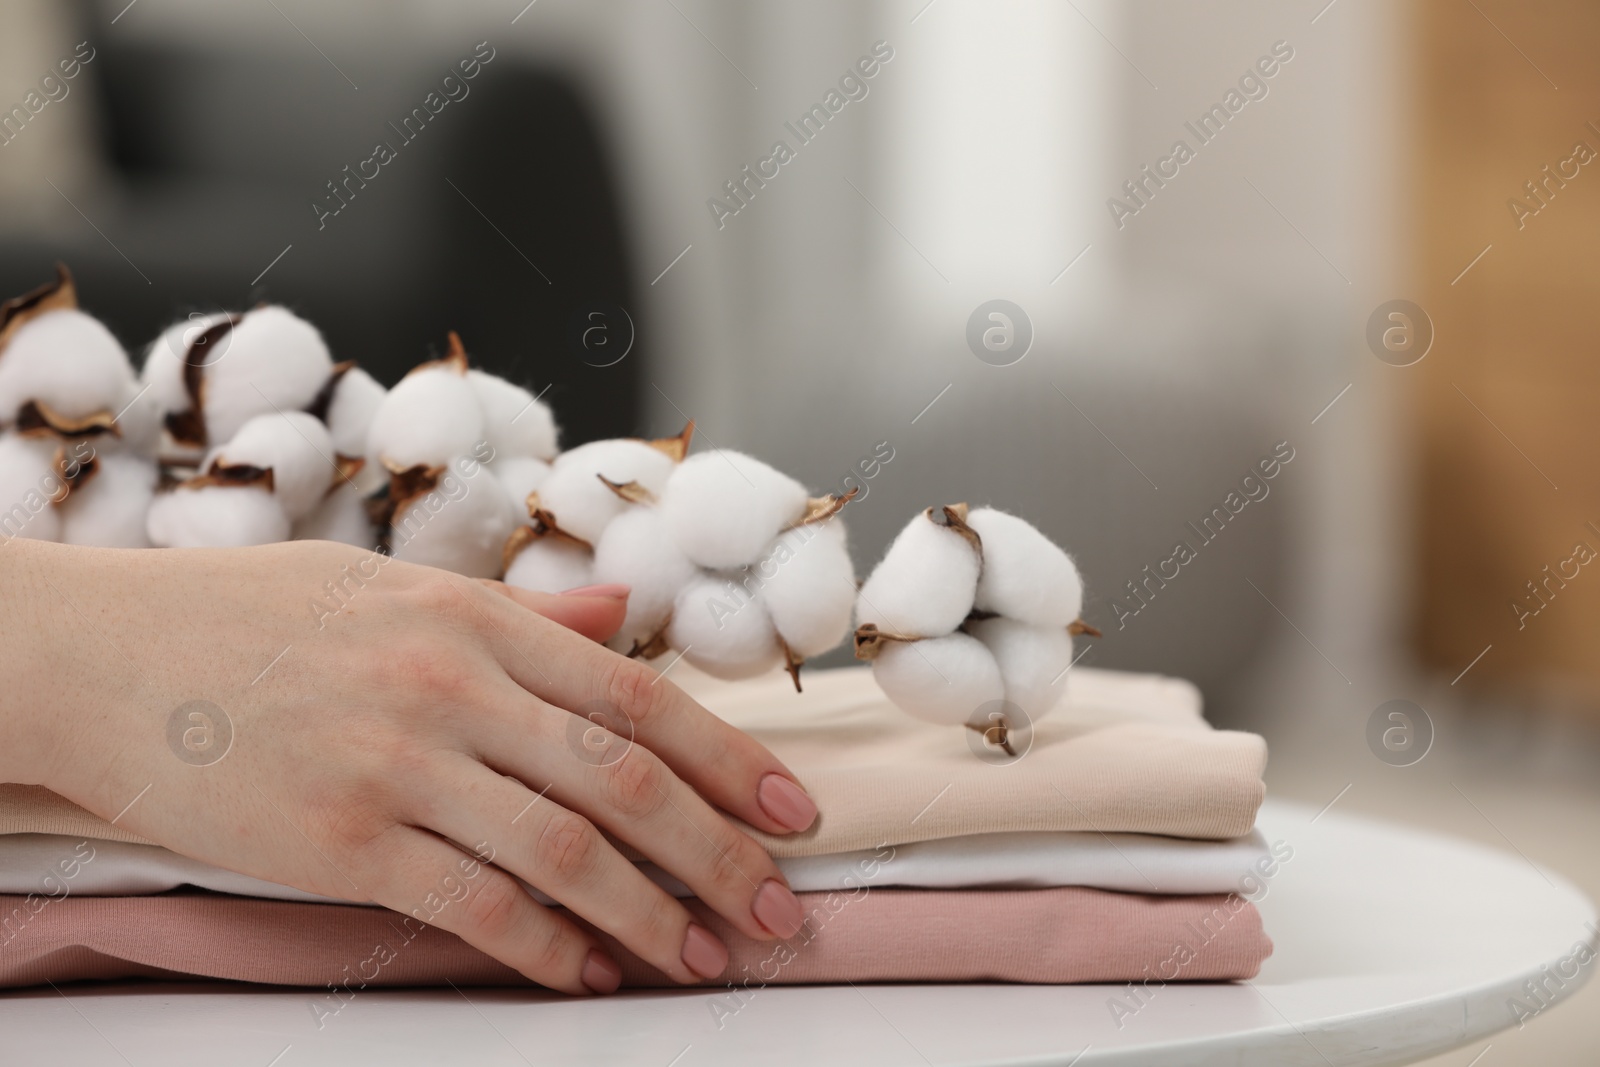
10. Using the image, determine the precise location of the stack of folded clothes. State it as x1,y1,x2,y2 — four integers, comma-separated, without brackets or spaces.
0,665,1271,989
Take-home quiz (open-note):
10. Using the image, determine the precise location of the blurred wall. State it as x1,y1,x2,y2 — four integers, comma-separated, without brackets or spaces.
1412,0,1600,703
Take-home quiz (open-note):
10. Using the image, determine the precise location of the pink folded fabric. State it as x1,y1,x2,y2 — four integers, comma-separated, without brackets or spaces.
0,887,1270,990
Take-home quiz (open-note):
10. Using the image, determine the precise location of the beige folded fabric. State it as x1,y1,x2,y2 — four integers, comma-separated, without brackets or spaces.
0,665,1265,855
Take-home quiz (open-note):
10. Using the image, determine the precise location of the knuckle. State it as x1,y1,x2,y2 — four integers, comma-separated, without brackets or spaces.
409,576,465,615
534,810,602,888
526,916,582,981
602,750,669,821
636,888,686,949
308,793,394,858
403,577,489,634
394,642,474,699
704,824,770,897
460,871,527,942
602,657,662,730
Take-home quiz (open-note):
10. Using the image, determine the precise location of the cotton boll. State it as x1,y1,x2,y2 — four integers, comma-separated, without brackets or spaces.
388,457,515,578
760,519,856,658
292,483,376,548
208,411,336,522
347,458,387,497
592,506,698,645
201,307,334,446
110,379,161,458
366,366,486,470
0,309,135,422
538,439,675,544
324,365,387,459
59,452,156,548
967,616,1072,722
140,313,230,418
0,435,64,542
870,632,1003,726
493,455,551,522
504,536,594,594
855,509,981,637
660,450,808,570
967,507,1083,626
469,369,558,462
146,485,291,548
667,573,782,680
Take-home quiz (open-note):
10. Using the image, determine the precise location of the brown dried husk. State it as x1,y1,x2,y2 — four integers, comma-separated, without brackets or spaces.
962,608,1101,640
165,315,241,450
328,454,366,497
780,637,806,693
49,444,99,504
305,360,357,423
0,264,77,355
789,485,859,529
177,464,276,492
966,718,1018,757
598,476,657,506
406,331,470,378
928,501,982,551
852,622,926,661
646,420,695,462
625,626,672,661
367,459,446,530
15,400,120,440
500,498,593,574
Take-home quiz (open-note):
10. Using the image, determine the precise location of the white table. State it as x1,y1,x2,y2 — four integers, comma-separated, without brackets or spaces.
2,800,1593,1067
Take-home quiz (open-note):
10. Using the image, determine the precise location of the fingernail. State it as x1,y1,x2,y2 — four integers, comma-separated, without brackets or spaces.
680,922,729,979
560,583,630,600
752,879,804,939
581,949,622,994
757,774,818,833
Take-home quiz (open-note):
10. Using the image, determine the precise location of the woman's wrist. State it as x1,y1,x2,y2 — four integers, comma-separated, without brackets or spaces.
0,538,92,789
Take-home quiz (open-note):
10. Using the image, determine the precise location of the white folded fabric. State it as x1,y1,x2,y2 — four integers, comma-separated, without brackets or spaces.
0,829,1269,906
681,828,1271,896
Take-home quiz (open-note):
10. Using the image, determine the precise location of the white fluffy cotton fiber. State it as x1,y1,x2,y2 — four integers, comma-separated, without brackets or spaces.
195,307,334,448
387,456,514,579
207,411,335,522
491,455,551,523
759,519,856,658
503,535,594,595
967,507,1084,626
469,369,558,462
0,434,65,542
591,505,699,647
146,484,291,548
0,309,135,424
966,615,1073,721
855,508,980,637
292,482,376,548
870,632,1004,726
366,365,485,472
536,438,674,545
667,572,782,679
659,450,808,570
59,452,157,548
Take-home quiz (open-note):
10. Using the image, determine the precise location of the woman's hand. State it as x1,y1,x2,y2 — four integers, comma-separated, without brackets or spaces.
0,538,818,994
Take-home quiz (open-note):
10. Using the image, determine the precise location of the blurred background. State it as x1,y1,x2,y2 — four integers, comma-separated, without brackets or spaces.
2,0,1596,1060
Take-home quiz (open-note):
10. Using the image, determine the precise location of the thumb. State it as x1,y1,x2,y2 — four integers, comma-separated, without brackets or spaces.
478,581,630,644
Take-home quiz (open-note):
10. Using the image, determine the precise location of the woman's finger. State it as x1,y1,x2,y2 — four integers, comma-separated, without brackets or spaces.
360,824,621,995
415,755,729,982
477,579,629,643
474,683,806,945
469,587,819,838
